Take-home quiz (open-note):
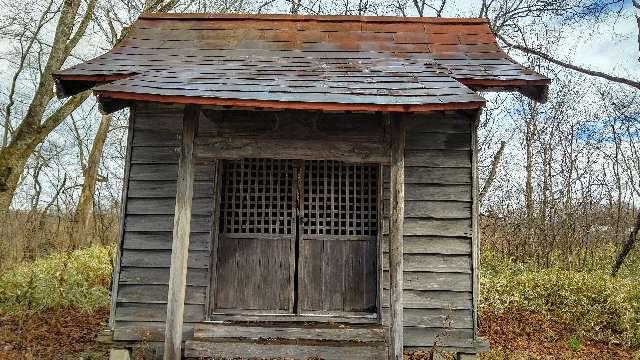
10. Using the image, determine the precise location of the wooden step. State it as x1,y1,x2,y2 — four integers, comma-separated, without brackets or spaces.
192,322,386,343
184,339,388,360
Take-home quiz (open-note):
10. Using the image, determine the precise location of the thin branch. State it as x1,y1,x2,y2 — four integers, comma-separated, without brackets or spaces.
36,92,90,146
497,33,640,91
64,0,98,56
634,0,639,62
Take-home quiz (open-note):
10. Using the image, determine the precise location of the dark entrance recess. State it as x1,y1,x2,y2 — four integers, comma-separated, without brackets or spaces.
211,158,379,319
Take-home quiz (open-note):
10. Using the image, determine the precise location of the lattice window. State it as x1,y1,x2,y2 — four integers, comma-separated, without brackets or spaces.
219,158,295,235
303,161,378,236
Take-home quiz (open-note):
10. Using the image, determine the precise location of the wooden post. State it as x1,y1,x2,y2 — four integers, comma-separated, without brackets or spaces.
471,110,481,337
164,105,198,360
389,117,405,360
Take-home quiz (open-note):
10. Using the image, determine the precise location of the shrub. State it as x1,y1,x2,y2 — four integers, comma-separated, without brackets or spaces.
566,336,582,351
0,245,114,315
480,251,640,346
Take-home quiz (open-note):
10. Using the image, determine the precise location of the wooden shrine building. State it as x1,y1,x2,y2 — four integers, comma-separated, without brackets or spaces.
54,13,549,360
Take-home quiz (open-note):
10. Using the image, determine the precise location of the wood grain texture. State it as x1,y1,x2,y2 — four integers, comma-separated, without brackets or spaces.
184,340,388,360
383,218,472,237
192,323,385,342
117,285,206,304
113,322,195,342
382,272,471,292
122,232,210,251
382,236,471,255
109,106,135,329
164,104,198,360
115,303,204,322
120,250,209,269
196,137,391,164
470,113,481,338
382,254,471,273
381,308,473,328
119,267,209,286
389,117,405,360
382,290,472,310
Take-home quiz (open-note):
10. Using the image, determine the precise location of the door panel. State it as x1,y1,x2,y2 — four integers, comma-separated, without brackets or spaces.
213,159,295,313
299,161,378,314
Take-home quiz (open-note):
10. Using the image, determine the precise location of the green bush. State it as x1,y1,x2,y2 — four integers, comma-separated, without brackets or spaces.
480,251,640,346
0,245,113,315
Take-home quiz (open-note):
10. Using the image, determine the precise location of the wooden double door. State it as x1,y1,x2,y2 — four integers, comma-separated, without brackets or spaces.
211,158,379,318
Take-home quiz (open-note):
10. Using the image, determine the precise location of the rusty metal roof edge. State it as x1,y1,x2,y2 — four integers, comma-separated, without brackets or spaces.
138,13,489,24
94,89,486,115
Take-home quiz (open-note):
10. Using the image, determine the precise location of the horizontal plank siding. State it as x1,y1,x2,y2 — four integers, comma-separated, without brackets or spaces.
383,218,472,237
116,303,205,322
127,180,214,198
382,254,471,273
381,308,473,328
114,102,216,342
382,236,471,255
129,164,216,181
382,290,472,310
383,201,471,218
123,232,210,251
124,214,212,232
126,198,214,215
383,112,475,348
117,285,207,304
385,167,471,185
120,249,210,269
382,271,471,291
119,267,209,286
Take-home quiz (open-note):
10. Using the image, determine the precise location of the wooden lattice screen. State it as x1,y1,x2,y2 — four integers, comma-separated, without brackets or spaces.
219,158,295,235
302,160,378,237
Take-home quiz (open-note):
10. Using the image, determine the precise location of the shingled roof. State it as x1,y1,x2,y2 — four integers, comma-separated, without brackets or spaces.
54,13,550,113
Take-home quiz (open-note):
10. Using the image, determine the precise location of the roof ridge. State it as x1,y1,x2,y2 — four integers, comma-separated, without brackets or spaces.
138,13,488,24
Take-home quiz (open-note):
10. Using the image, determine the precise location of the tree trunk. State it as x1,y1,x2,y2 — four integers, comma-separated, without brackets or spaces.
0,152,30,214
0,92,89,214
0,0,95,213
612,209,640,277
479,140,506,203
524,103,537,224
72,114,112,249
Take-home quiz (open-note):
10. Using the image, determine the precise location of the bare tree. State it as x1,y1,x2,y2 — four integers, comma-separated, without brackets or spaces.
71,114,111,249
0,0,96,213
478,0,639,90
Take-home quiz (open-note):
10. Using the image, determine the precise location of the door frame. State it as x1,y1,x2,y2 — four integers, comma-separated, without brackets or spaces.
206,159,384,324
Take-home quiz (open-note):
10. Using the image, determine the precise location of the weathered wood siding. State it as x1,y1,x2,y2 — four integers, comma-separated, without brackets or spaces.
111,105,477,350
382,111,475,349
113,102,216,341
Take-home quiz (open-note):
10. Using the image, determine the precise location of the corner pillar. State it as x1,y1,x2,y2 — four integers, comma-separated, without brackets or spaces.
163,105,199,360
389,116,405,360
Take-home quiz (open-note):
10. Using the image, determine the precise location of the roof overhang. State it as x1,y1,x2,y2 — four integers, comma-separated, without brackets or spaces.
54,13,550,114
